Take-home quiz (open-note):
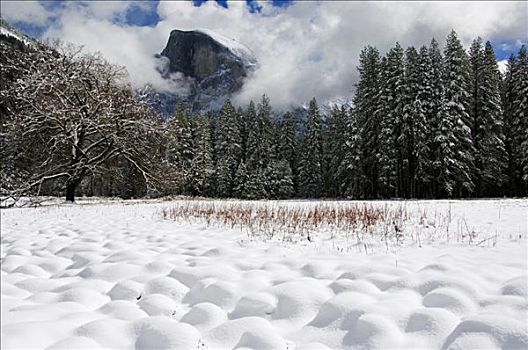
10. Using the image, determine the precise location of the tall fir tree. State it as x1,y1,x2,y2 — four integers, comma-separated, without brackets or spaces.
189,115,215,196
502,54,518,195
469,37,484,144
244,101,258,165
279,112,299,194
322,106,347,197
413,45,435,197
512,46,528,185
470,41,507,195
233,161,250,199
377,43,405,197
298,98,323,198
215,99,242,197
436,30,475,196
338,106,362,197
166,103,194,194
355,46,382,198
428,38,445,197
402,46,422,197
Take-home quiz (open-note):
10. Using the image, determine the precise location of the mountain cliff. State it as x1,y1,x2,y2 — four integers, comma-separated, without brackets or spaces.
154,29,257,114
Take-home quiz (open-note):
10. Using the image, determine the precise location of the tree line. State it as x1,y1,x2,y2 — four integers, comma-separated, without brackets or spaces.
1,28,526,203
166,31,527,199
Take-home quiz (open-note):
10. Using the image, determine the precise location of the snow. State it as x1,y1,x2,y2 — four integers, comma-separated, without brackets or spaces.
0,26,32,47
196,28,257,68
1,199,527,349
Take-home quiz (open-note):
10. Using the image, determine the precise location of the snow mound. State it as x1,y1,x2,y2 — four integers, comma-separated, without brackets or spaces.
180,302,227,331
138,294,178,316
134,317,201,350
108,280,143,300
46,336,102,350
1,199,526,349
441,315,528,349
143,276,189,301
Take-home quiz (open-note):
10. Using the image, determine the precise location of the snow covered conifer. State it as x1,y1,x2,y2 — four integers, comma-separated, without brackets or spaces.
355,46,382,198
166,103,194,194
428,38,445,197
436,30,475,196
298,98,323,198
323,106,348,197
470,41,507,195
189,115,215,196
338,106,362,198
233,161,250,198
512,46,528,183
412,45,435,197
378,43,405,197
279,112,299,194
215,99,242,197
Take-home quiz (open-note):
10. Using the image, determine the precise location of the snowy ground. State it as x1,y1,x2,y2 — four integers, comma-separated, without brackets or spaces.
1,199,527,350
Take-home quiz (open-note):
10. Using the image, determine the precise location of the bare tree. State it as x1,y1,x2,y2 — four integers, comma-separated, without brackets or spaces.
1,43,172,203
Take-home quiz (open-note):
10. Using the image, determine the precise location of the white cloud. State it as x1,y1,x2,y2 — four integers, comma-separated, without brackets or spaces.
1,0,51,26
497,59,509,75
3,0,527,109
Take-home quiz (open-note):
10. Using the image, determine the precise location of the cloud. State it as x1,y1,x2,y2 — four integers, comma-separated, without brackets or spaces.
3,0,527,109
1,0,51,26
41,2,189,94
497,59,509,75
156,1,527,108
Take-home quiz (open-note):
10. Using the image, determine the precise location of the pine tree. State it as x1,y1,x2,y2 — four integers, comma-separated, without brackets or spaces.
502,54,518,195
265,160,294,199
469,37,484,143
323,106,348,197
378,43,405,197
401,46,420,197
412,45,435,198
275,160,295,199
255,95,275,168
215,99,242,197
338,106,363,198
246,170,268,199
279,112,299,194
298,98,323,198
244,95,276,198
233,161,250,198
355,46,382,198
189,115,215,196
471,41,507,195
436,30,475,196
513,46,528,185
166,103,194,194
244,100,258,166
428,38,445,197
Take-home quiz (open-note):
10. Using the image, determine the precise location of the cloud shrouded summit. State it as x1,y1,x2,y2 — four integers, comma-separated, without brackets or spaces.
2,0,527,109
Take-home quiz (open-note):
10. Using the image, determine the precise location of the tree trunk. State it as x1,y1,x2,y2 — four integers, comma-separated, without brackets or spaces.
65,180,77,202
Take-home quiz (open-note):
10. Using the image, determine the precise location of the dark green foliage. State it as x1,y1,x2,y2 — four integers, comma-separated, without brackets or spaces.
298,98,324,198
215,100,242,197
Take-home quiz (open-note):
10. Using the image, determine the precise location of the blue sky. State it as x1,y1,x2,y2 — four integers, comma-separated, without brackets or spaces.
10,0,294,33
5,0,522,61
2,1,525,107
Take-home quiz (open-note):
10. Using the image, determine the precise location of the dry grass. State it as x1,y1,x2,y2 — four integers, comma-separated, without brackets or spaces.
160,200,491,250
160,201,416,246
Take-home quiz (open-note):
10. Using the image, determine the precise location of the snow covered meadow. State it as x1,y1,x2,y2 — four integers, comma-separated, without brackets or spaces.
1,199,527,349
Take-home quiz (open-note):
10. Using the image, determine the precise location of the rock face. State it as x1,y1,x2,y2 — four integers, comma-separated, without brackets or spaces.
157,29,256,113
